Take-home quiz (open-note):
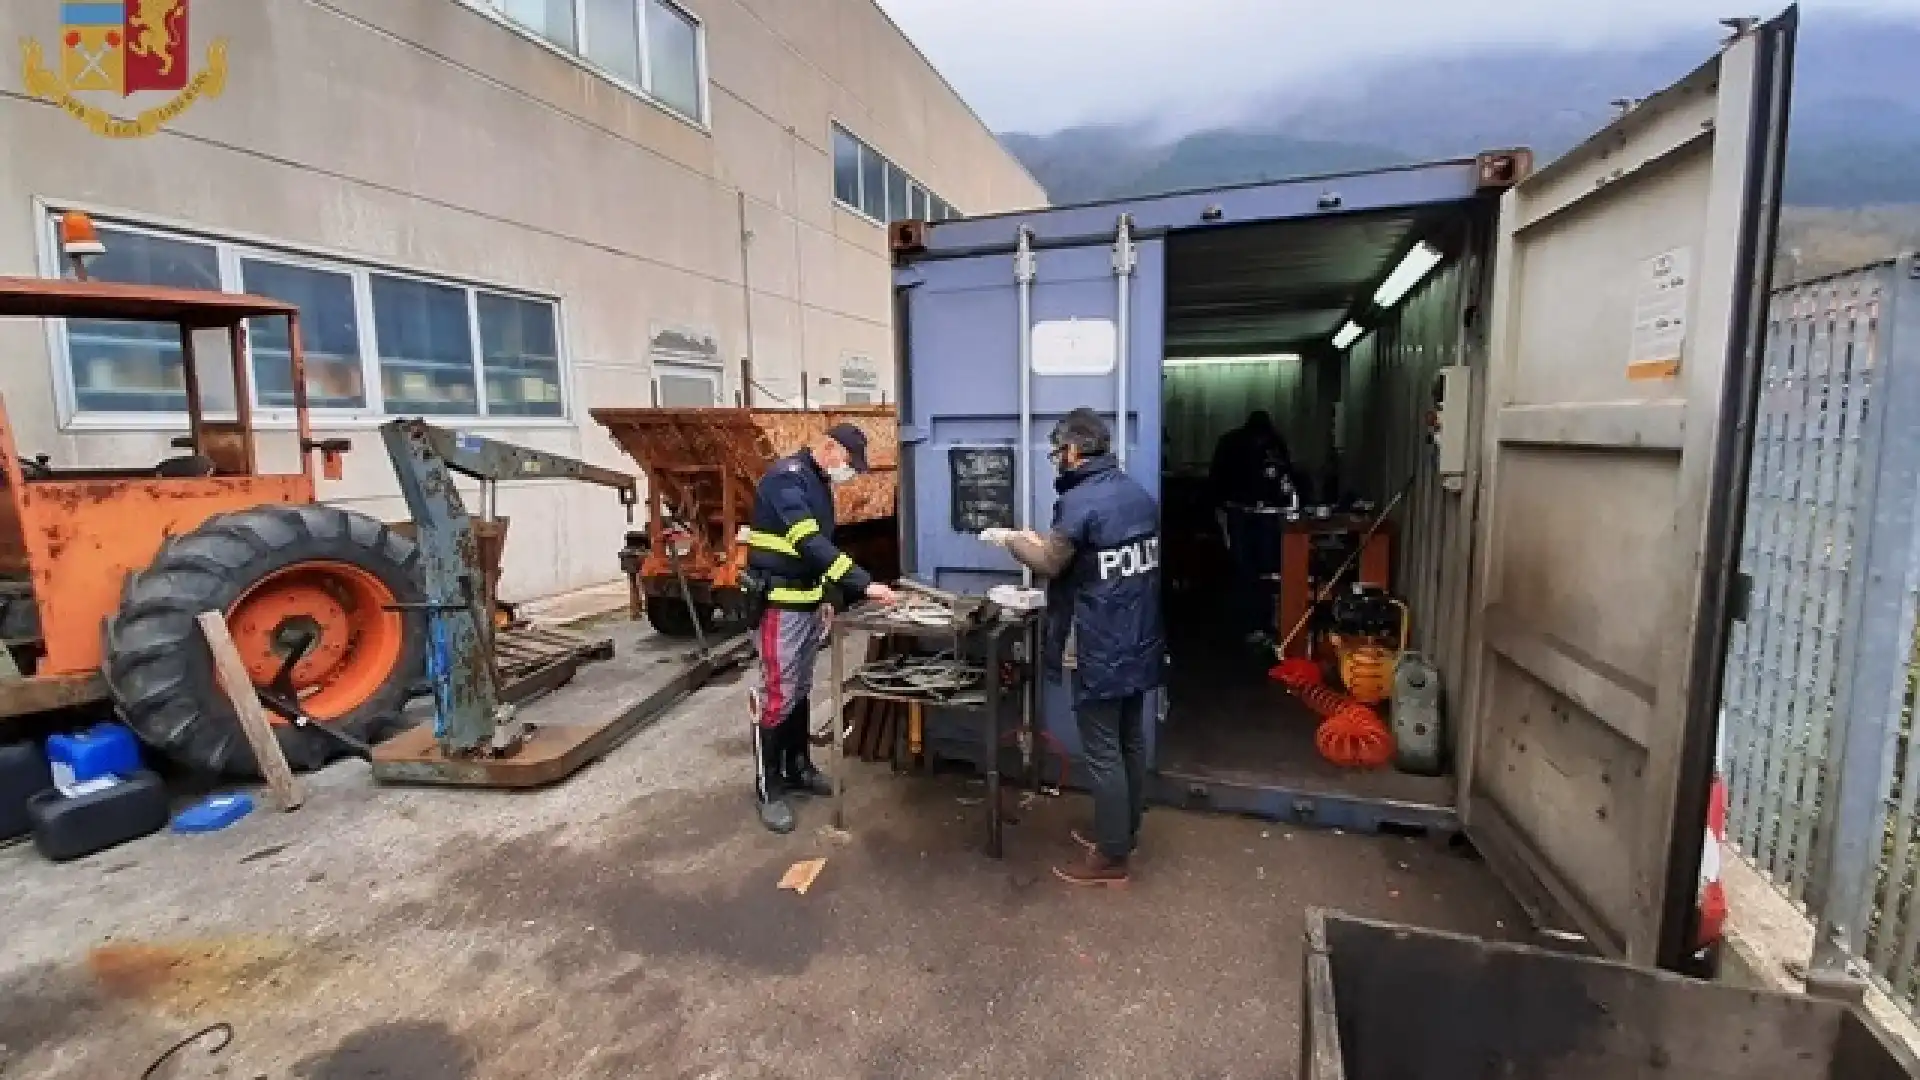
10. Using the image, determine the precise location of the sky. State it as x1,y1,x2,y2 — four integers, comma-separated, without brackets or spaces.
875,0,1920,134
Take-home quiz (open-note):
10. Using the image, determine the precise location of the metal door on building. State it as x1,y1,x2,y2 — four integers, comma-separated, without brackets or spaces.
1457,11,1795,968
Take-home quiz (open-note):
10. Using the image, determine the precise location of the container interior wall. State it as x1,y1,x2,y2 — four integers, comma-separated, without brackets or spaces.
1337,240,1490,762
1318,915,1882,1080
1163,357,1333,487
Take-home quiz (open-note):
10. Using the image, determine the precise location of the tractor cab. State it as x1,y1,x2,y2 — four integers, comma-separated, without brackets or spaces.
0,214,421,777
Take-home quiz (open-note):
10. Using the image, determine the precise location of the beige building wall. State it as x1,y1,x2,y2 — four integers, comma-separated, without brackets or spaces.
0,0,1044,601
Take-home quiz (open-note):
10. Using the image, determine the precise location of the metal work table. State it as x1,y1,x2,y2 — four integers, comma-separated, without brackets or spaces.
824,601,1041,857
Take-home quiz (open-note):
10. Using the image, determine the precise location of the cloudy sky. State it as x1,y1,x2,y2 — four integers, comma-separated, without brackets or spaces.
875,0,1920,133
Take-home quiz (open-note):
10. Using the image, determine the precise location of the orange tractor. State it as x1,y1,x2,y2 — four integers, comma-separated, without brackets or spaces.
0,261,425,776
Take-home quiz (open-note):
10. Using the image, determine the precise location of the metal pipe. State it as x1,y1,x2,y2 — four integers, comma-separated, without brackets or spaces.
738,191,756,398
1015,226,1036,588
1113,214,1135,467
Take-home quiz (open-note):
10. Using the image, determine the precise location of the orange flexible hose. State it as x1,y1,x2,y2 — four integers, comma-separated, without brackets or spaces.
1315,703,1396,769
1292,681,1358,718
1268,657,1324,688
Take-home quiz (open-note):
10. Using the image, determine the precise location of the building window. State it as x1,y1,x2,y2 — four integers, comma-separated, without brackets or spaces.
582,0,642,85
372,275,479,417
840,355,879,404
833,127,861,208
478,291,564,417
653,365,719,406
65,226,220,414
241,258,366,410
470,0,705,124
48,213,565,423
885,166,909,224
832,123,960,225
645,0,703,121
858,144,885,221
500,0,576,49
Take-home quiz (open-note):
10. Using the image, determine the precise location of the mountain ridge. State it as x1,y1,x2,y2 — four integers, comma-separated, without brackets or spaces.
997,14,1920,211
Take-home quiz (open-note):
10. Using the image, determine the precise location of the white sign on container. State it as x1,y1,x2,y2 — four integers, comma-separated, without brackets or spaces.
1628,247,1692,381
1031,317,1117,376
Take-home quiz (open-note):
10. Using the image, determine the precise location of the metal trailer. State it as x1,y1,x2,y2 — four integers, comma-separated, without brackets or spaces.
1301,909,1919,1080
891,11,1798,974
591,405,900,637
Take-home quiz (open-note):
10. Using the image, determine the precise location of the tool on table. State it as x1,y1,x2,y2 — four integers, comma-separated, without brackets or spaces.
1270,474,1414,671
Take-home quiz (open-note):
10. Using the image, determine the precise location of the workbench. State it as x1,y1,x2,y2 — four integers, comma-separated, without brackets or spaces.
1274,511,1394,659
823,601,1041,858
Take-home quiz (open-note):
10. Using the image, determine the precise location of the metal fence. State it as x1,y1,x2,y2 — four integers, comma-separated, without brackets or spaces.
1720,254,1920,1010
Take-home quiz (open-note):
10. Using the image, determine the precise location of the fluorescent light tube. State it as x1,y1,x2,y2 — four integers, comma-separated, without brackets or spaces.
1332,321,1363,350
1164,353,1302,369
1373,242,1443,309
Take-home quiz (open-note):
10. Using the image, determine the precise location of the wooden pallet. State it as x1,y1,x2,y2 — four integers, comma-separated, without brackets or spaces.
495,623,617,704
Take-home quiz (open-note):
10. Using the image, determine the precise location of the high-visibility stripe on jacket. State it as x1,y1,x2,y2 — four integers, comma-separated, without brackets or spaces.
746,449,872,610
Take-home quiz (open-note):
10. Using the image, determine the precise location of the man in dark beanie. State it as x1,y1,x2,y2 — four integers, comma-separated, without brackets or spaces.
743,423,897,834
981,407,1164,885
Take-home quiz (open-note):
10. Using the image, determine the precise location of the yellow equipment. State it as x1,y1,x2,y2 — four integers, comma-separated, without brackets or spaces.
1329,588,1409,706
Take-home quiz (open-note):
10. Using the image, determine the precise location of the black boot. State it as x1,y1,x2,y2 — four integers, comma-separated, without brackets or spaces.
782,697,834,799
754,720,794,834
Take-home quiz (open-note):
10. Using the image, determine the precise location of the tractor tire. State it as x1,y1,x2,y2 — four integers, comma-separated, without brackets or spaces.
646,587,751,639
103,505,427,778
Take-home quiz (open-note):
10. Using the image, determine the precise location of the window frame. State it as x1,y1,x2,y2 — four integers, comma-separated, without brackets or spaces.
829,120,960,227
36,200,573,432
235,249,375,414
651,362,722,407
461,0,710,130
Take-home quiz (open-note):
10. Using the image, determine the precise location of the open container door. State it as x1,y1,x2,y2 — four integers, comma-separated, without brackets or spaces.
1458,10,1794,968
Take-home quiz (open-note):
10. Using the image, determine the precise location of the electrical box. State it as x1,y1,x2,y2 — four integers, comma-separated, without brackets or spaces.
1431,365,1473,492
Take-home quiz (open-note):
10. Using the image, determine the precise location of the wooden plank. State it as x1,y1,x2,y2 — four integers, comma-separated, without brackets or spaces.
197,610,304,812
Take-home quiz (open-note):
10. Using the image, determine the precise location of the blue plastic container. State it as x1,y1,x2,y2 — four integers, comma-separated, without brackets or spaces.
46,724,142,788
172,793,255,834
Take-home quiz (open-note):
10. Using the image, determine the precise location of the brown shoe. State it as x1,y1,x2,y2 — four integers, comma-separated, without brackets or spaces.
1054,850,1129,887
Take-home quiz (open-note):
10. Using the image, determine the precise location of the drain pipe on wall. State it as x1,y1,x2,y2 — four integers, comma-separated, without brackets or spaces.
1015,225,1037,588
1113,214,1136,467
737,191,756,408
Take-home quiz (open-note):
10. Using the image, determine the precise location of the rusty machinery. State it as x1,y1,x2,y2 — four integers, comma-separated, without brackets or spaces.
348,418,750,787
0,213,418,778
592,406,901,639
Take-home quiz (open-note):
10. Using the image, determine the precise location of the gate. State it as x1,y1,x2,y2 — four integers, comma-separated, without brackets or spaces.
1720,254,1920,1013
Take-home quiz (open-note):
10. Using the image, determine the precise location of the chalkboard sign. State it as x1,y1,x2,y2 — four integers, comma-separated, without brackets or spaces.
949,445,1017,533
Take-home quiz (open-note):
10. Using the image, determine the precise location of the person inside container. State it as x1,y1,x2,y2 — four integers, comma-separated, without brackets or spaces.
1208,410,1298,648
743,423,898,834
981,409,1165,886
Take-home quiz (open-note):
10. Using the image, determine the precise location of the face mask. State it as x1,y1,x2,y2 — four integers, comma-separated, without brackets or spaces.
827,464,856,485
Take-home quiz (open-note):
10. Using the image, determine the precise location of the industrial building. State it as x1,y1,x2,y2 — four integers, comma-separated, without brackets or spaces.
0,0,1044,600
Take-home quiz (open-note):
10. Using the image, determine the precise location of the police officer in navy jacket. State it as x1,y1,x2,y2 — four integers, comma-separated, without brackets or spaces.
984,408,1165,885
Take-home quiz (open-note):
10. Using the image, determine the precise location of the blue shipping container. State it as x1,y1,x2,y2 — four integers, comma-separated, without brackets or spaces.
887,9,1798,974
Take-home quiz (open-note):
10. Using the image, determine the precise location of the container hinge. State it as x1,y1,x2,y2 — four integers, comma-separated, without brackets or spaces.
1013,227,1036,285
